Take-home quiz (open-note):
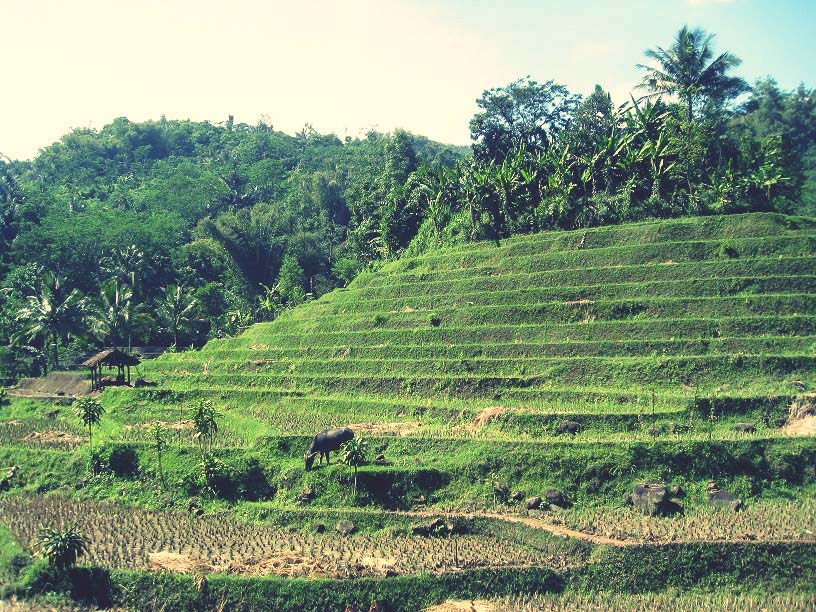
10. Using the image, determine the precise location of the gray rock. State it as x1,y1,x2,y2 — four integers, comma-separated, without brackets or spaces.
525,496,542,510
373,453,392,466
707,490,742,511
629,483,669,516
412,518,453,537
296,486,315,505
734,422,756,433
336,520,355,536
544,488,568,508
557,420,581,435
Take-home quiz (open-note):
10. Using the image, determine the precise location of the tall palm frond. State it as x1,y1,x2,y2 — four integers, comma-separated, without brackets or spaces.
637,26,749,121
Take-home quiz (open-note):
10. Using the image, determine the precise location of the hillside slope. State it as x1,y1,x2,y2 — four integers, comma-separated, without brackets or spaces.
133,212,814,435
3,211,815,611
97,211,816,513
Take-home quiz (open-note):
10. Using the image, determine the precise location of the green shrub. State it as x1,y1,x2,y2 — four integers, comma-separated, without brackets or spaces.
91,444,139,478
237,457,275,501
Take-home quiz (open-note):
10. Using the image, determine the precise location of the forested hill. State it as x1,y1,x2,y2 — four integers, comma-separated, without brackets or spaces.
0,120,468,378
1,25,815,383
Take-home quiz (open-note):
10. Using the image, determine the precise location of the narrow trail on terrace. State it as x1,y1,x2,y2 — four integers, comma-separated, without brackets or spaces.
390,509,638,547
333,508,815,547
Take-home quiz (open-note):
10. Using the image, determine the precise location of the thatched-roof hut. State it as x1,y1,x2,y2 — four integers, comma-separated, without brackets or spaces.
82,348,141,391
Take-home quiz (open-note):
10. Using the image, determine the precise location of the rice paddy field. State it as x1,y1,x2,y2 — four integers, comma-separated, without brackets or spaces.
1,212,815,610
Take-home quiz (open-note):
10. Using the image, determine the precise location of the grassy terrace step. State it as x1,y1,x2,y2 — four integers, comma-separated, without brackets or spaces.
278,294,816,330
120,385,801,412
349,256,816,296
217,316,816,349
7,434,814,509
156,336,816,363
377,212,816,262
152,354,816,380
145,357,814,399
361,235,816,282
326,274,816,307
376,221,815,274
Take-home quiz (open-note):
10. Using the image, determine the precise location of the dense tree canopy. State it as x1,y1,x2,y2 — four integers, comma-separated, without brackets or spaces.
0,25,813,383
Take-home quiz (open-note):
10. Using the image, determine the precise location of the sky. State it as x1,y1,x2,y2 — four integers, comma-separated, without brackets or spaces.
1,0,814,160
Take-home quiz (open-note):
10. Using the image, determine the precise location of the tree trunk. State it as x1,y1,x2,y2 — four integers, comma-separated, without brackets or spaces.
53,333,59,370
157,450,165,488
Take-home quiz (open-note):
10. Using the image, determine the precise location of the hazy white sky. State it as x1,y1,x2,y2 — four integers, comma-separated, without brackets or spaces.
1,0,814,160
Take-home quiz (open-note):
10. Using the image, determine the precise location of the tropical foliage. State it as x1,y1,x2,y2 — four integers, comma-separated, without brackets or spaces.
32,525,88,569
73,397,105,450
0,26,814,384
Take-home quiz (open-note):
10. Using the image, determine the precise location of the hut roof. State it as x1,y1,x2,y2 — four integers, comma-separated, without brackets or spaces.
82,348,141,368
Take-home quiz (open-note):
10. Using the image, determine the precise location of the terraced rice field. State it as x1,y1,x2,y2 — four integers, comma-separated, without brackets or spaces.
2,213,815,609
0,496,581,577
126,213,815,447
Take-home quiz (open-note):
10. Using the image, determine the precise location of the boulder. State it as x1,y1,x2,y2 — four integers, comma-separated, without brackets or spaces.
410,494,427,508
525,496,543,510
707,490,742,511
544,488,568,508
629,483,669,516
296,486,315,505
336,520,355,536
734,422,756,433
557,420,581,435
312,523,326,534
492,484,510,504
0,466,15,492
411,518,453,537
373,453,392,466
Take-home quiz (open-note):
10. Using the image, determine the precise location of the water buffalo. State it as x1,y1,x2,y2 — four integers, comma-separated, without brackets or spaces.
304,427,354,471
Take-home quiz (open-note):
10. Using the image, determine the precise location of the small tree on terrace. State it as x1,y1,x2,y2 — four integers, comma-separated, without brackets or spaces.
74,397,105,450
152,422,166,488
191,400,219,454
341,437,369,497
34,525,88,569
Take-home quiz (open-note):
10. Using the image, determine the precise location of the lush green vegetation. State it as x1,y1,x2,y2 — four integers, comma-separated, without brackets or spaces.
1,23,815,612
2,25,816,384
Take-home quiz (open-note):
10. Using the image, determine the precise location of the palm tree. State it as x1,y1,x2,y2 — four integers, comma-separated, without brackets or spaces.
637,26,749,122
255,283,281,322
13,272,85,373
89,279,150,350
101,244,147,295
34,525,88,569
341,437,369,497
74,397,105,450
157,284,199,347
